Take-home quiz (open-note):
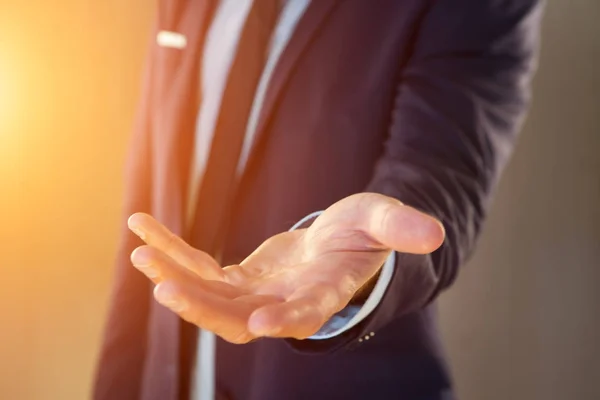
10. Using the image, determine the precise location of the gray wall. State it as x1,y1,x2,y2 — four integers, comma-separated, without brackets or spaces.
438,1,600,399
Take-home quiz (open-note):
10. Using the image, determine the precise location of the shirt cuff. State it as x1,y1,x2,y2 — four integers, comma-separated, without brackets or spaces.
289,211,396,340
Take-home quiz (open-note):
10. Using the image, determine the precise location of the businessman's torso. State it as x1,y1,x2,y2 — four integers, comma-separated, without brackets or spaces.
143,1,452,399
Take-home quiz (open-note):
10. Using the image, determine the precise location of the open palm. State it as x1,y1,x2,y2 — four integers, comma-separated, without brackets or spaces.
128,193,444,343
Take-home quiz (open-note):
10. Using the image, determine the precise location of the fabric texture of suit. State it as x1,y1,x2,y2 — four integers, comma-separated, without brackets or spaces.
93,0,544,399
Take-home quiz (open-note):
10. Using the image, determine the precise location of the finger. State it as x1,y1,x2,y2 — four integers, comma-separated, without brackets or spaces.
247,283,341,339
131,245,242,299
364,195,445,254
128,212,224,280
154,280,277,344
238,231,303,274
233,294,285,309
222,264,253,286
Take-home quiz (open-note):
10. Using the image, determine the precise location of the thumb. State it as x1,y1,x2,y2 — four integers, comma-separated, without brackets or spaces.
360,194,445,254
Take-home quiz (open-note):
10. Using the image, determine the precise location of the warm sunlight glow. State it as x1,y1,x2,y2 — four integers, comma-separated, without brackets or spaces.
0,3,155,397
0,57,16,132
0,15,28,160
0,52,23,170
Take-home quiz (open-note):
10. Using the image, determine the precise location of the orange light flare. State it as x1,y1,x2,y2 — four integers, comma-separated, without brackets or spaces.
0,31,27,170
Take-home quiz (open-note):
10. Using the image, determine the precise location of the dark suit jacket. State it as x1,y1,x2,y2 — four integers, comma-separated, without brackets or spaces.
93,1,543,399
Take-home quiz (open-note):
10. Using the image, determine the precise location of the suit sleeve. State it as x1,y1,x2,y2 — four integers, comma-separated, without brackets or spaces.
287,0,544,353
92,22,157,400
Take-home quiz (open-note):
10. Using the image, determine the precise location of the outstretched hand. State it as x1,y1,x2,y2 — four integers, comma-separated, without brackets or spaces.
128,193,444,343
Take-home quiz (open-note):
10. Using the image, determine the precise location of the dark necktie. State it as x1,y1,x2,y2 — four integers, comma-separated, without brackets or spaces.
180,4,283,398
180,0,281,399
190,0,282,256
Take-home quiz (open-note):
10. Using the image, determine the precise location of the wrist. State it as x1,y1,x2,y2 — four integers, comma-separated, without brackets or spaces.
349,269,382,305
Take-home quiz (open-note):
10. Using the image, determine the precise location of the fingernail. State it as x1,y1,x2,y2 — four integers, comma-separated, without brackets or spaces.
130,248,158,277
154,283,186,312
128,215,146,240
133,263,159,278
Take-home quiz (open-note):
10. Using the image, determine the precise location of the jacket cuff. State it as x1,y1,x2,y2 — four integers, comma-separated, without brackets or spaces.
308,251,395,339
285,250,439,354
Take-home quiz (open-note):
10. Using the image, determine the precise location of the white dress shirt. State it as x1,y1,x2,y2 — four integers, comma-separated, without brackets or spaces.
187,1,395,398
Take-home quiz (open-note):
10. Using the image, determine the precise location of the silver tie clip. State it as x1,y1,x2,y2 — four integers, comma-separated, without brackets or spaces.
156,30,187,49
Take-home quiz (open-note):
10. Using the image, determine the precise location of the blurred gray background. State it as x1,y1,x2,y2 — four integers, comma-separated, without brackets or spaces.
439,1,600,399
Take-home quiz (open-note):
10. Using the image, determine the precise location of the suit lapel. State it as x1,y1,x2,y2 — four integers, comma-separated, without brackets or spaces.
147,2,217,400
243,0,342,172
153,0,216,237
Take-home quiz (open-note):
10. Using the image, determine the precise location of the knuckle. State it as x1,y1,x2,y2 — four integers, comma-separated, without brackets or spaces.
260,233,283,250
164,232,179,253
339,268,362,296
318,283,339,302
311,283,341,313
190,248,209,265
376,203,395,239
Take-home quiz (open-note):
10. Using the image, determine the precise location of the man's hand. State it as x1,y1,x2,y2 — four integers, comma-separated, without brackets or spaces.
127,193,444,344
